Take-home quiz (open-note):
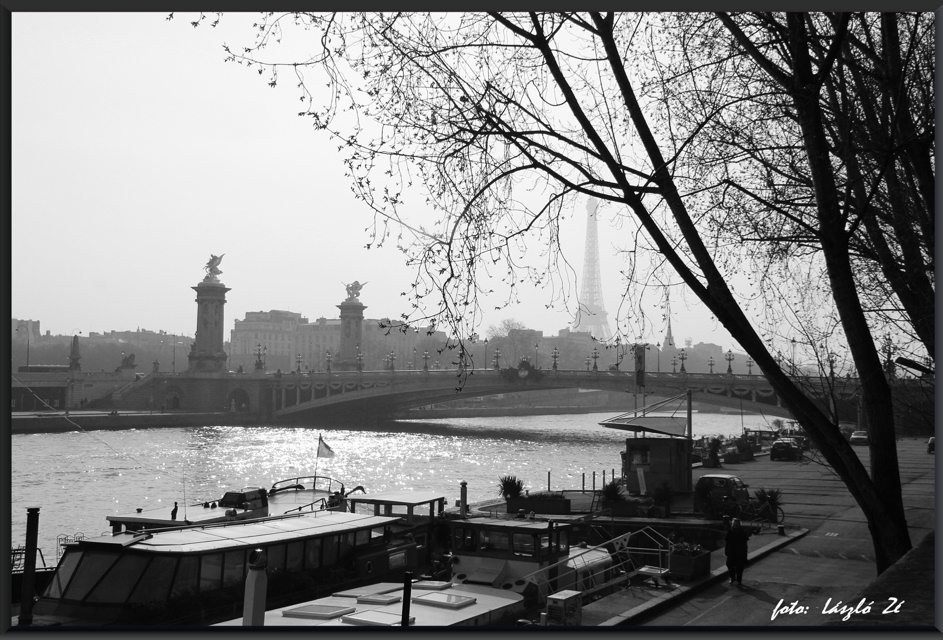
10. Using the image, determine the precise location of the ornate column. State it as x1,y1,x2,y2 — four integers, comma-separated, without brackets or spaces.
336,281,367,371
188,255,231,372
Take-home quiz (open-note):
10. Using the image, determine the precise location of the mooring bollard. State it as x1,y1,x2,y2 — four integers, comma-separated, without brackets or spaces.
777,524,786,536
243,549,267,626
401,571,413,626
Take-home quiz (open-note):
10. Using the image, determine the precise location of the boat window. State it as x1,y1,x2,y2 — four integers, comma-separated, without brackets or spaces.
170,556,199,599
453,527,476,551
222,550,245,587
539,533,552,556
512,533,536,557
355,529,370,547
200,553,223,592
128,556,176,604
305,538,321,569
339,532,354,558
86,553,150,603
286,541,303,572
389,551,407,569
322,536,339,566
43,550,83,599
557,530,569,553
479,531,510,552
62,551,119,602
267,544,286,572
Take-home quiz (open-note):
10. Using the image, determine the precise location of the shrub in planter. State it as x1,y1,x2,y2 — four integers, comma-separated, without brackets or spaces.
497,475,525,500
668,542,711,580
706,438,722,467
736,436,755,461
753,488,783,521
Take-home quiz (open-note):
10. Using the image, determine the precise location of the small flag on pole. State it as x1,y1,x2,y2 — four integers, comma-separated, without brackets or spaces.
317,435,335,459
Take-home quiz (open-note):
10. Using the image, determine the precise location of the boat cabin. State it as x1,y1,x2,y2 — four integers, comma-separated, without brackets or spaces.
31,510,424,626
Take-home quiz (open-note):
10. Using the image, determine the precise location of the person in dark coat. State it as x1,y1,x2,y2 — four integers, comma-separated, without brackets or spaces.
724,518,751,584
171,502,178,521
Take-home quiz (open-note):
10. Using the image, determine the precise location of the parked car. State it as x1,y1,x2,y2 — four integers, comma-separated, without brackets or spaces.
849,431,869,445
693,474,750,517
770,439,800,461
927,437,935,454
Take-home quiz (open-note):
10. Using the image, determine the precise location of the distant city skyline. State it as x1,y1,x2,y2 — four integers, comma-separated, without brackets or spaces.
12,13,739,352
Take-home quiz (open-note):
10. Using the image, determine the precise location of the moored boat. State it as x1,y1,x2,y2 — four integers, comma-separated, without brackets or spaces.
106,474,359,534
29,501,438,626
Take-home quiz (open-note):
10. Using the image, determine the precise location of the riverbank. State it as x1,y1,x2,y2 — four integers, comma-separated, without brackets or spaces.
10,411,266,434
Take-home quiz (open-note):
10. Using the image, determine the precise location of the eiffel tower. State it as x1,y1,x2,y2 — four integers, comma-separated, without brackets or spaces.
574,199,611,340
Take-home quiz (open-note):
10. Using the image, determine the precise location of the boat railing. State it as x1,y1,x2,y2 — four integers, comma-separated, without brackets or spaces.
521,527,670,605
55,532,87,562
11,546,48,571
270,475,344,495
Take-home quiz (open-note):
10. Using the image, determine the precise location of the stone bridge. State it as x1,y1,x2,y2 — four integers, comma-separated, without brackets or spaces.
268,366,867,423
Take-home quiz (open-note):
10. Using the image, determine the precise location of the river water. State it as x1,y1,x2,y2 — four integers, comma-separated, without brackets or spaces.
11,411,768,558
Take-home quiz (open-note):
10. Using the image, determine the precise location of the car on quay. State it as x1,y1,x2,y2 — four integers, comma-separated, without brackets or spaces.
927,437,935,454
769,439,800,461
849,431,869,445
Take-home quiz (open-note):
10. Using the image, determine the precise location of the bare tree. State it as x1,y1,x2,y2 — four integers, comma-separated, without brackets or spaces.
187,11,931,572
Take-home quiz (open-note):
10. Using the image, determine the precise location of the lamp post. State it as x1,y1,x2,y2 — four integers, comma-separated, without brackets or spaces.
534,343,539,369
791,337,797,375
254,343,264,370
326,350,332,373
434,359,440,370
725,349,734,374
483,339,488,371
423,350,429,371
389,351,396,372
591,347,599,372
172,333,177,373
296,352,302,374
493,349,501,370
708,356,715,374
828,352,836,382
413,347,417,371
15,323,30,371
746,357,754,375
356,345,363,372
678,349,687,373
671,356,678,373
551,346,559,371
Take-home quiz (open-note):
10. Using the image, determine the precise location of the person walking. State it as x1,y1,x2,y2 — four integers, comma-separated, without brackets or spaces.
170,502,178,521
724,517,751,585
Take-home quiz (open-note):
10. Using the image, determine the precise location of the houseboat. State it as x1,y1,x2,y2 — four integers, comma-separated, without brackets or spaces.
28,507,433,626
106,474,357,534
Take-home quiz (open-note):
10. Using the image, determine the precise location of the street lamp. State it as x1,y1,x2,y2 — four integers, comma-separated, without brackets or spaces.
423,350,430,371
484,339,488,371
591,347,599,372
389,351,396,372
725,349,734,374
678,349,687,373
708,356,715,374
413,347,417,371
16,323,30,371
493,349,501,370
326,350,333,373
791,337,797,375
296,352,302,374
356,344,363,372
747,357,754,375
534,343,539,369
585,356,591,371
671,356,678,373
551,346,559,371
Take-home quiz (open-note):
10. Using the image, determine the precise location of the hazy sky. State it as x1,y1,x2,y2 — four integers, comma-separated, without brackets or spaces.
12,12,735,348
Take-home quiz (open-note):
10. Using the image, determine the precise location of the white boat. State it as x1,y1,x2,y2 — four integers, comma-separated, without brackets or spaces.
29,492,446,627
106,474,359,534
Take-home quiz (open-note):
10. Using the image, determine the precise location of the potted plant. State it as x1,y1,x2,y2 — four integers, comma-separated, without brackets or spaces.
703,438,722,468
600,480,639,516
668,541,711,580
736,435,755,461
723,445,741,464
497,475,525,500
